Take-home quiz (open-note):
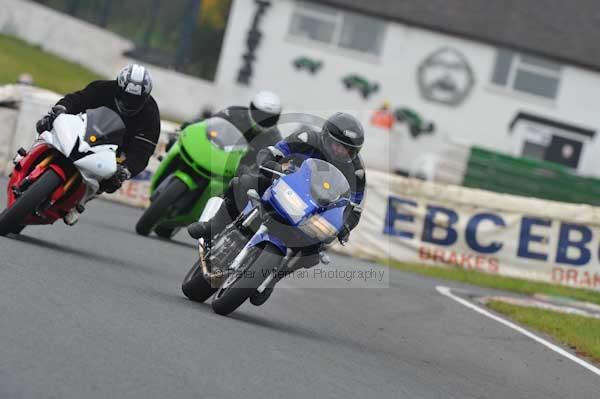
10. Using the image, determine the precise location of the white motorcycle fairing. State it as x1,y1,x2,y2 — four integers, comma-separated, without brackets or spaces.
38,113,119,191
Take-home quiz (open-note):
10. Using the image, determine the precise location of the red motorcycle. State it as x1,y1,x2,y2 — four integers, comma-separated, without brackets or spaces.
0,107,125,235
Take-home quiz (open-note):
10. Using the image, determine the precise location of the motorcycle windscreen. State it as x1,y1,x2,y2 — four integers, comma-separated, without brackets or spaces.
84,107,126,147
205,117,248,152
306,159,351,208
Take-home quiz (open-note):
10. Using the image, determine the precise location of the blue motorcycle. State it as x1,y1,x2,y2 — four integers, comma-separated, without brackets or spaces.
181,158,351,316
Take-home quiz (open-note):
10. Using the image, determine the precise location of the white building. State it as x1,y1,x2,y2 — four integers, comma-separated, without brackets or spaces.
212,0,600,179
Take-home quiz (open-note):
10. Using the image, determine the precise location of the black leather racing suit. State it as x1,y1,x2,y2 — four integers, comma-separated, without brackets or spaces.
211,106,282,176
257,128,366,233
56,80,161,177
212,128,366,268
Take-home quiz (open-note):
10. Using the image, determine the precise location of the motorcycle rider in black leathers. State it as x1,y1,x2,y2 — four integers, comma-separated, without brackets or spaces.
35,64,160,225
187,112,366,272
211,91,283,177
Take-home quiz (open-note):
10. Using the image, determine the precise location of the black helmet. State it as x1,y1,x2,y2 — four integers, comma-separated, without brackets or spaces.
249,91,282,130
115,64,153,117
321,113,364,163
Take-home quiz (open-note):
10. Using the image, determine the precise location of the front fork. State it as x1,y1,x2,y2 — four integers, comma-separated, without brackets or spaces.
13,150,81,209
15,153,55,192
230,224,269,272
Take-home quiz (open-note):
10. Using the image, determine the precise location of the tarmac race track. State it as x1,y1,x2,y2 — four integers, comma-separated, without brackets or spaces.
0,190,598,398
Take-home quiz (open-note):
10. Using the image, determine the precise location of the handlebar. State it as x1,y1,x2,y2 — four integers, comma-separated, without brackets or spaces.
259,165,285,178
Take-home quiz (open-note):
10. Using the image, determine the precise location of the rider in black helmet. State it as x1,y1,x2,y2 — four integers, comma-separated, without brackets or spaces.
187,112,366,304
36,64,161,224
320,112,365,164
188,112,366,248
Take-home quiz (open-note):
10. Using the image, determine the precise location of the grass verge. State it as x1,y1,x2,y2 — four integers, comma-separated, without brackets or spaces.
488,300,600,364
0,34,103,94
385,260,600,306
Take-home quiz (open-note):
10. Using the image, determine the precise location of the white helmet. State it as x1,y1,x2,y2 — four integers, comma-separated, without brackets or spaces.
115,64,153,117
249,91,282,129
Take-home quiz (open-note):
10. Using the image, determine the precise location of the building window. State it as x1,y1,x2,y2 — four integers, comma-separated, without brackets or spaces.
289,2,337,44
289,2,385,56
491,50,562,99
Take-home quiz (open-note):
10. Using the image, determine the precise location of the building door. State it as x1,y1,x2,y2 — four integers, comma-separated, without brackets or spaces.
510,112,595,171
543,135,582,168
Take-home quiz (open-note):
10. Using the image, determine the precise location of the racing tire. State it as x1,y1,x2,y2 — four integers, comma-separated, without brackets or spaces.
135,177,187,236
0,170,62,236
211,243,283,316
154,225,177,239
182,259,217,303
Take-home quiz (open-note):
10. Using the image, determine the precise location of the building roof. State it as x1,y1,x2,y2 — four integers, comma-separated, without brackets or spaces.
309,0,600,71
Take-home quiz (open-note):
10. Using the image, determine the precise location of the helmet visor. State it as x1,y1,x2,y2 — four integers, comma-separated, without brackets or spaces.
250,103,280,128
323,131,360,163
116,91,146,116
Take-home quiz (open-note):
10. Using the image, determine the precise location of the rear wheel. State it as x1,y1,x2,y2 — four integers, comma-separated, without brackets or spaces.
135,177,187,236
182,259,217,303
0,170,62,236
211,243,283,316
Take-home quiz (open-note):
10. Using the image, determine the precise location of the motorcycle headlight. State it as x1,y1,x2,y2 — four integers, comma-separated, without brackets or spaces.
273,180,308,223
300,214,338,241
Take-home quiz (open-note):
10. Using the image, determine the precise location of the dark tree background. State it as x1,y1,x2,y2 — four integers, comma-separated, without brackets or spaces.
33,0,232,81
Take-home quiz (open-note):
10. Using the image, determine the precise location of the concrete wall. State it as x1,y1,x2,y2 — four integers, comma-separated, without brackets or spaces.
215,0,600,177
0,85,61,174
0,108,18,175
0,0,130,77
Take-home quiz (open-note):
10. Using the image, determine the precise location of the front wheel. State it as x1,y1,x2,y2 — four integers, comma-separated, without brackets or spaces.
135,177,187,236
0,170,62,236
181,259,217,303
211,243,283,316
154,225,178,239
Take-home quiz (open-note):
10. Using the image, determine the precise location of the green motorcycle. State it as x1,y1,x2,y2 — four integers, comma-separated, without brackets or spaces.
135,117,248,238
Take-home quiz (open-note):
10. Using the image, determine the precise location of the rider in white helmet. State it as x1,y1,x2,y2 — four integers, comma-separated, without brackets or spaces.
187,91,283,241
209,90,283,175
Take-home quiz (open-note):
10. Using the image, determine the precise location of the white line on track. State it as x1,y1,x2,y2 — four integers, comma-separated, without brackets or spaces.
436,285,600,378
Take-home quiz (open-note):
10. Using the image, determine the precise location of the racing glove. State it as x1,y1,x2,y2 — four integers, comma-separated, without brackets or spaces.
36,105,67,134
102,165,131,194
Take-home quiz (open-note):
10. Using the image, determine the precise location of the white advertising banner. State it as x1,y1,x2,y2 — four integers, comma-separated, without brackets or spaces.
335,170,600,291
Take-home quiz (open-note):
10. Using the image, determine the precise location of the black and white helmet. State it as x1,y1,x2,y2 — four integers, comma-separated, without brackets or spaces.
115,64,153,117
249,91,282,130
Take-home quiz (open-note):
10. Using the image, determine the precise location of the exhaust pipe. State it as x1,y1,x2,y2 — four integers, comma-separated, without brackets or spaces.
198,239,228,283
